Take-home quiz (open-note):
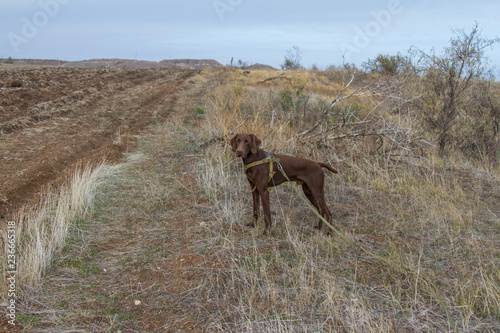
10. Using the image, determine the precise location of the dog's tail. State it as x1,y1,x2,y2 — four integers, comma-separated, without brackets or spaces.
319,163,338,174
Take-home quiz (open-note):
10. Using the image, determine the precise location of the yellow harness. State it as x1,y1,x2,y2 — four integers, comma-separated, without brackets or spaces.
243,152,284,191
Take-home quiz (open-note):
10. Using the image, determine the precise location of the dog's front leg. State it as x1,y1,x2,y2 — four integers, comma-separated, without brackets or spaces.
260,188,271,235
248,185,260,228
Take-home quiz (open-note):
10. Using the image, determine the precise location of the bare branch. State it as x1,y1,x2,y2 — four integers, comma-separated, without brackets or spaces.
258,73,289,84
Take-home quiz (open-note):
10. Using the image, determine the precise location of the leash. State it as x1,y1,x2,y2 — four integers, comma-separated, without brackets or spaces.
243,152,359,244
241,154,455,330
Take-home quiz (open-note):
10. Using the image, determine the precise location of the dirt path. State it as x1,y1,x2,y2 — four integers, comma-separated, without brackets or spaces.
15,149,215,332
1,67,222,332
0,66,199,220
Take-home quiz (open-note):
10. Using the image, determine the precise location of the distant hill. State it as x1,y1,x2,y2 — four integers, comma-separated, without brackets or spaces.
245,63,277,70
1,58,69,66
0,58,224,69
158,59,223,69
1,58,279,70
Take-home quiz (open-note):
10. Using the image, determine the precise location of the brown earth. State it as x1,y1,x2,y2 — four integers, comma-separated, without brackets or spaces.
5,150,221,332
1,58,223,69
0,65,200,221
0,65,226,332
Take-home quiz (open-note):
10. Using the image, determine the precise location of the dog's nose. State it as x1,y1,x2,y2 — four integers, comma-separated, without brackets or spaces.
236,149,245,157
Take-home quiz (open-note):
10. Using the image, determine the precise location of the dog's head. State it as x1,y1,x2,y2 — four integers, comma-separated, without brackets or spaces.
230,133,261,158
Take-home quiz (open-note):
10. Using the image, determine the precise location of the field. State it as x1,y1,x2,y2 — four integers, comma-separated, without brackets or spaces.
1,65,499,332
0,65,198,219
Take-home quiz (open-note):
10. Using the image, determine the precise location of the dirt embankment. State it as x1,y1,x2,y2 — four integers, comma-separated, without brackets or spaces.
0,65,199,220
1,58,223,69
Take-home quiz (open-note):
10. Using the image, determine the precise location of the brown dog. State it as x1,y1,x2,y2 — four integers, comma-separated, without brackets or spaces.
231,133,338,235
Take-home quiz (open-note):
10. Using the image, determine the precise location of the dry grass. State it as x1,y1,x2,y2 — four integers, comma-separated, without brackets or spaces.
0,163,121,289
193,68,500,332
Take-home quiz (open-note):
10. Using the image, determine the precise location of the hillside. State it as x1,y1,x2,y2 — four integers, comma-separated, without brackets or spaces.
0,65,199,219
0,58,224,69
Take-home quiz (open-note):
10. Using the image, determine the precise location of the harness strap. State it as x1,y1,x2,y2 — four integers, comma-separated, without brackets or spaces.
243,152,283,187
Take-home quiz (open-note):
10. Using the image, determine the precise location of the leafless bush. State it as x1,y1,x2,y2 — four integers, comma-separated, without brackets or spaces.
408,23,499,164
291,67,429,166
281,46,303,70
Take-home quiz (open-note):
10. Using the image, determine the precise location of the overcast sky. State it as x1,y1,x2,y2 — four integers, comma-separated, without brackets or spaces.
1,0,499,73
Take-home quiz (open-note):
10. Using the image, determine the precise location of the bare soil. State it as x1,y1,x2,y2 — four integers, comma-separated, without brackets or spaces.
0,65,199,220
0,65,217,332
12,150,217,332
0,148,220,332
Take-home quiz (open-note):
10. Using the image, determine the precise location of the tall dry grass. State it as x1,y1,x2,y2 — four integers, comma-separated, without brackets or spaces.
194,68,500,331
0,163,120,290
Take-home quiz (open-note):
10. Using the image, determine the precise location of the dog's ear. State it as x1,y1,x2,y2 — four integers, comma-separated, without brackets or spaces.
230,134,238,152
250,134,262,154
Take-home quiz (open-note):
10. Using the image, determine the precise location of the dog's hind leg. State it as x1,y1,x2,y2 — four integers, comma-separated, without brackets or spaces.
302,184,324,230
